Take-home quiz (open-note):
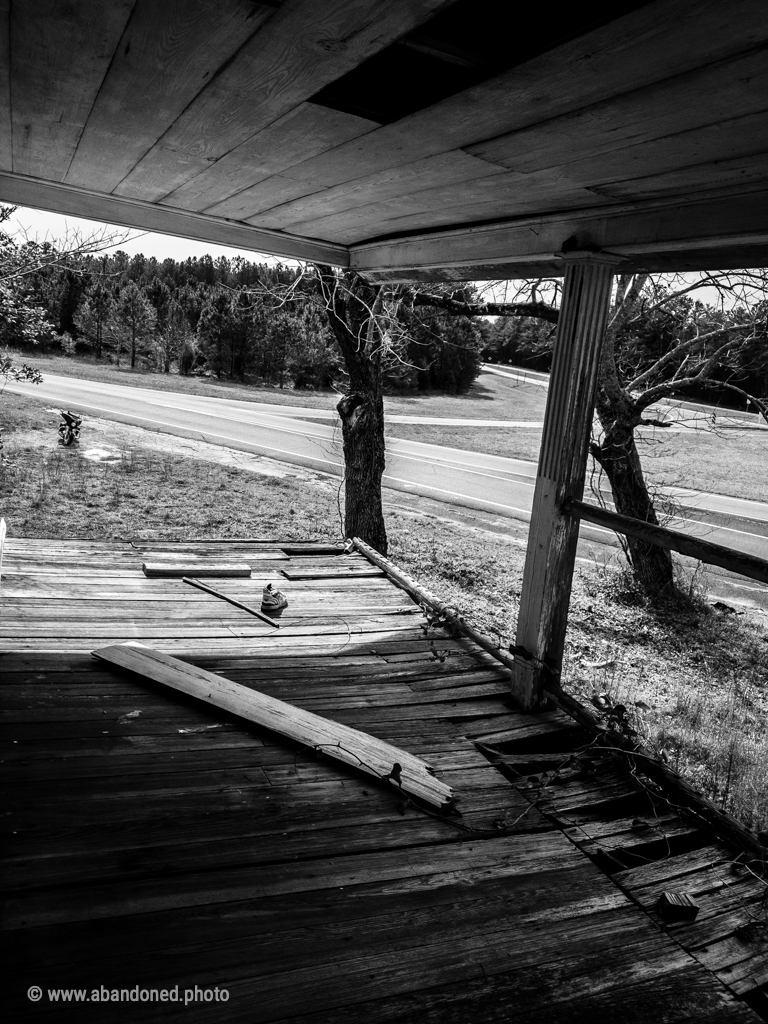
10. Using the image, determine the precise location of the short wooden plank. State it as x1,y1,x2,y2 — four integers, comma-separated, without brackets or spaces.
91,643,455,809
279,544,347,556
142,562,251,578
281,567,385,579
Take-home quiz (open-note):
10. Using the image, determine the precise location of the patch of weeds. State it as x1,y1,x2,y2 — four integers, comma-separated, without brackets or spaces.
586,558,709,621
1,431,341,543
568,653,768,834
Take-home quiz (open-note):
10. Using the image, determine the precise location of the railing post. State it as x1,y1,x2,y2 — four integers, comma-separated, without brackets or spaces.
511,252,621,710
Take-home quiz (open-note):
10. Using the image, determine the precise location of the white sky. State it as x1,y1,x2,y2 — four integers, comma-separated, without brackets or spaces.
5,205,300,266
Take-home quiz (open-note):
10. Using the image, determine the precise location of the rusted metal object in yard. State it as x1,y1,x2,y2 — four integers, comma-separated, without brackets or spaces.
57,410,82,447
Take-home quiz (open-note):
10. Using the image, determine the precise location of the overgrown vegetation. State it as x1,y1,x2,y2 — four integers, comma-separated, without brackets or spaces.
1,394,766,834
1,208,484,395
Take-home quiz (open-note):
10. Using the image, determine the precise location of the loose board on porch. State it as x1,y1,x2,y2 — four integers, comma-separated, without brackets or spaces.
142,562,252,578
92,642,455,809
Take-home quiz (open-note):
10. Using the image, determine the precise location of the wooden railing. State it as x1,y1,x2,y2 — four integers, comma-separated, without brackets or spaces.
564,498,768,586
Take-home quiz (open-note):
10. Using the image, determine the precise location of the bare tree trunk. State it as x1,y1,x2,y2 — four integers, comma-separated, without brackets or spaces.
593,311,675,594
318,267,388,554
337,385,387,554
591,423,676,592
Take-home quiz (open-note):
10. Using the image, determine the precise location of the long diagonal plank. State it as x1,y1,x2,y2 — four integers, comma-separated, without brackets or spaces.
91,643,454,809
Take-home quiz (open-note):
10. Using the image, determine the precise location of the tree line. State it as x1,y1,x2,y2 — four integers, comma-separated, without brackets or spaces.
0,234,485,394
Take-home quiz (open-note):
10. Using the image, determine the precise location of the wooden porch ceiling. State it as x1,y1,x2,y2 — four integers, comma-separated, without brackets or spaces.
2,0,768,279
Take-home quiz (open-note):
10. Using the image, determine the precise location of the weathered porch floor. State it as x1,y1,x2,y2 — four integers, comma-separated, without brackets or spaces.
1,539,766,1023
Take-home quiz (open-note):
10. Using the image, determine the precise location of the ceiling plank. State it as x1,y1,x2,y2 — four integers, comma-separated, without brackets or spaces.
236,178,334,222
350,191,768,279
114,0,454,203
249,0,768,197
0,0,10,170
166,104,379,214
278,168,613,241
568,109,768,184
591,152,768,201
65,0,274,193
0,172,348,266
245,152,505,228
9,0,135,180
286,190,613,246
466,46,768,173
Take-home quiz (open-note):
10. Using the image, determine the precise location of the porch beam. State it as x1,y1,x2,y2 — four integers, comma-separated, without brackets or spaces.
511,252,621,711
0,171,349,267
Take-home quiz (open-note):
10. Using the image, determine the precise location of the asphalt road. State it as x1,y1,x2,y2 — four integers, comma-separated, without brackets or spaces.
485,363,768,433
7,371,768,608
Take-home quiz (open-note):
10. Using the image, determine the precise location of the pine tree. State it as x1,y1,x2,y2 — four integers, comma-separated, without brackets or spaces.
113,281,156,368
73,282,113,359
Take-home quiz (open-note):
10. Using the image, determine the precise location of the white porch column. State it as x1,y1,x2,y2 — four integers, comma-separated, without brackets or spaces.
511,252,620,710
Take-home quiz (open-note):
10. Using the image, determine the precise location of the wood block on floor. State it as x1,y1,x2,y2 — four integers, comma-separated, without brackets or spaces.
142,562,251,578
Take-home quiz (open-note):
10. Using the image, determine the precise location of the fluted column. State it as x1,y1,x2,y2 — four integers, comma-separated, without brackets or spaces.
511,252,620,710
